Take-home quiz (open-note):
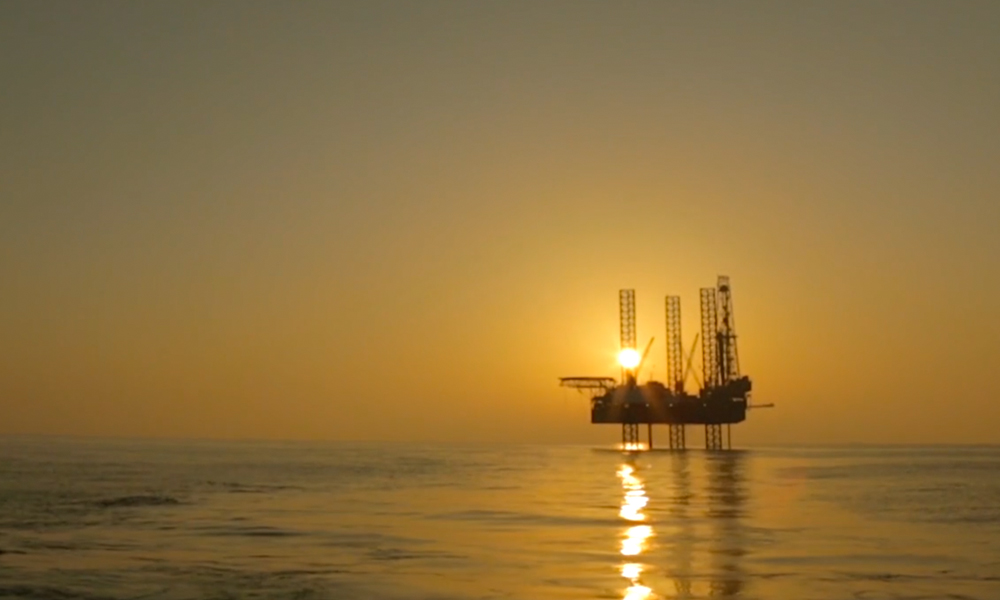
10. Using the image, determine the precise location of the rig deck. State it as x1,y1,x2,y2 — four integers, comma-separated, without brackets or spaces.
588,378,751,425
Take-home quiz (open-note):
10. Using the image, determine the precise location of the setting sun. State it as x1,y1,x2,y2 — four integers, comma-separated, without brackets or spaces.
618,348,641,370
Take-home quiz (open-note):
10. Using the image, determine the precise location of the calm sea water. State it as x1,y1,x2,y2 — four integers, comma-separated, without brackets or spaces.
0,438,998,600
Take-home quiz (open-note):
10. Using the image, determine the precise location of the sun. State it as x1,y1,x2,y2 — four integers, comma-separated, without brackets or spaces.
618,348,641,369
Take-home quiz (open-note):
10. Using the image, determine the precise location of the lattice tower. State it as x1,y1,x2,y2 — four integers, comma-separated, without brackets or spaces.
666,296,683,393
619,289,636,383
699,288,719,390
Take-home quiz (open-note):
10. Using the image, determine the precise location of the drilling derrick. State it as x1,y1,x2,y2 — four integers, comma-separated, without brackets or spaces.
665,296,686,450
716,276,740,385
559,277,761,451
701,277,751,450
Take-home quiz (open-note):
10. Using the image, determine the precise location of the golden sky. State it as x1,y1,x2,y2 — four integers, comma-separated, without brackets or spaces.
2,2,998,444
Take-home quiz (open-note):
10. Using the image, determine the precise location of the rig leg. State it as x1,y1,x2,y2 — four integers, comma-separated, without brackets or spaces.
622,423,640,449
668,424,686,450
648,423,653,450
727,424,732,450
705,424,724,451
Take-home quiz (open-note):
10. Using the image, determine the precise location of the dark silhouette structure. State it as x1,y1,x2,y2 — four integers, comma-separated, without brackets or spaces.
560,276,771,450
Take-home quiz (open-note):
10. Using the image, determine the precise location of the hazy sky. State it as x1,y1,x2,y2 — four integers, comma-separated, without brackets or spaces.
2,1,999,444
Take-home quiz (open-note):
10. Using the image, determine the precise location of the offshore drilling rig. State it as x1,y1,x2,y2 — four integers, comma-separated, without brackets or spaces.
560,276,770,450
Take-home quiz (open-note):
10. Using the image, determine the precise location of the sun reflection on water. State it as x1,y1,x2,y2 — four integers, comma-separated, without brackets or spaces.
621,524,652,556
617,463,653,599
621,442,647,452
624,582,652,600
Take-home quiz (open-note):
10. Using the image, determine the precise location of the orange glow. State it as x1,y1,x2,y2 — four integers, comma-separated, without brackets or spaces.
618,348,641,369
3,2,996,447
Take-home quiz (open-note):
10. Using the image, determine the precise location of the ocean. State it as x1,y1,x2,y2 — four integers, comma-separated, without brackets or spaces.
0,438,997,600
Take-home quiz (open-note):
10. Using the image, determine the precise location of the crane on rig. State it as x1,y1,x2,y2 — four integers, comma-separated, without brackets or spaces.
560,276,770,450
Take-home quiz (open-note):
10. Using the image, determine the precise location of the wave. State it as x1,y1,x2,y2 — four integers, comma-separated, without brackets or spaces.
205,481,300,494
0,585,114,600
193,524,303,538
94,495,181,508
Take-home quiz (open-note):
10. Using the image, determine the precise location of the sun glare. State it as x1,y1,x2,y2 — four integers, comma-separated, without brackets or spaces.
618,348,641,369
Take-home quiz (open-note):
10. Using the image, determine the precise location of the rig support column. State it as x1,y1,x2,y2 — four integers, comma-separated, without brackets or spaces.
668,424,686,450
622,423,640,449
647,423,654,449
705,424,724,450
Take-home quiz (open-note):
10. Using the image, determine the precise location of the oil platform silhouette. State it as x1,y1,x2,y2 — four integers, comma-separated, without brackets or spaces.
560,276,771,450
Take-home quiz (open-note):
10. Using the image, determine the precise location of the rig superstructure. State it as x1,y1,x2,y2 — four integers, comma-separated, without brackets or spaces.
560,276,771,450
